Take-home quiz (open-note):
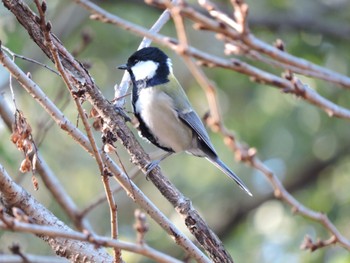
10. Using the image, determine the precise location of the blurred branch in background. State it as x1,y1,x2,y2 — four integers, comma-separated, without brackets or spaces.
1,0,350,262
78,0,350,119
74,0,350,249
0,203,181,263
1,0,215,261
0,162,112,261
0,37,209,262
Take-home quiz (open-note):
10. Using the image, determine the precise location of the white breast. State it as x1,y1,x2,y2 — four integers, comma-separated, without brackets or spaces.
135,88,192,152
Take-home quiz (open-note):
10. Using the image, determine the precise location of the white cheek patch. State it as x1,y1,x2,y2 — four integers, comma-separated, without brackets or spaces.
131,60,159,81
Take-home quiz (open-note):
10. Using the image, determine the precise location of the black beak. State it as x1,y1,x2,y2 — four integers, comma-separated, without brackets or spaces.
118,64,128,70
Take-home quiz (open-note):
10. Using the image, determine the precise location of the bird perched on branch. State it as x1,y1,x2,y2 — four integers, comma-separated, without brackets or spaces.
118,47,252,196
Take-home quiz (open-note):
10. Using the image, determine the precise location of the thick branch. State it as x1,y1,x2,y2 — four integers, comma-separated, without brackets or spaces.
0,218,182,263
1,0,235,261
0,164,112,262
0,44,208,262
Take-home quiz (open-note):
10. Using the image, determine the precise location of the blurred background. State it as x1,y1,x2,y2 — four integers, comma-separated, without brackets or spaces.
1,0,350,262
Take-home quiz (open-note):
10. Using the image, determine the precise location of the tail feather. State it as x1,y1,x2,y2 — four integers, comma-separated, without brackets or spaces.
206,157,252,196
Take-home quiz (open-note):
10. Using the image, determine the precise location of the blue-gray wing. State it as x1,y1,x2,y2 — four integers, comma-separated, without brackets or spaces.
178,110,218,157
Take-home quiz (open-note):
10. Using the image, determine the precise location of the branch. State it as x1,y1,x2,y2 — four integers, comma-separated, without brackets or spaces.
0,255,66,263
249,15,350,41
3,0,350,258
32,1,121,260
301,235,337,252
0,163,112,261
166,1,350,251
250,158,350,250
0,95,92,232
1,0,237,261
197,0,350,88
0,215,182,263
78,166,140,218
216,145,350,239
76,0,350,120
0,41,208,262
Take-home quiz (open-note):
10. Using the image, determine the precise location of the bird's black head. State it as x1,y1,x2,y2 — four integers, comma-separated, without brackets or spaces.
118,47,172,87
127,47,168,67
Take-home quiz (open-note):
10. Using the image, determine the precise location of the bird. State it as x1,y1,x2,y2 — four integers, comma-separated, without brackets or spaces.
118,47,252,196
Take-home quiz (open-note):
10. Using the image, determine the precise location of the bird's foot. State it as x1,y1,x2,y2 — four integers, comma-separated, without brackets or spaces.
143,152,172,179
144,160,161,179
113,105,131,122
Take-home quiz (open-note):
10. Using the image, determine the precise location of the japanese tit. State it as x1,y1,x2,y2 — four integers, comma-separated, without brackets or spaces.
118,47,252,196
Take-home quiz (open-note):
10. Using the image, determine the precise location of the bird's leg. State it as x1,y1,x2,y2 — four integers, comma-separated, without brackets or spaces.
113,105,131,122
145,152,173,176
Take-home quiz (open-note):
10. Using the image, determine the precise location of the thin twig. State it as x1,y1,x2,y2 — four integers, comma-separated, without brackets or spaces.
4,0,350,256
169,1,223,126
169,6,235,262
0,217,182,263
193,0,350,88
1,45,59,75
300,235,337,252
78,166,140,218
0,96,93,232
76,0,350,120
8,243,30,263
33,1,121,260
0,163,113,261
0,46,209,262
166,0,350,252
101,172,121,262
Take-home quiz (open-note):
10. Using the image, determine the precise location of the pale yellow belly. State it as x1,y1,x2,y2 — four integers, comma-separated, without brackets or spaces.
136,88,192,152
